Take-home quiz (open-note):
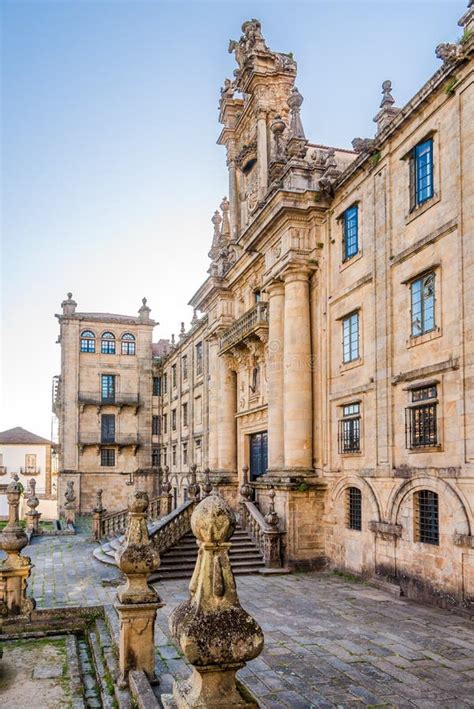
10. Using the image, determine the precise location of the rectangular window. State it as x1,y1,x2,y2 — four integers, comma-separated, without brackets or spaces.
101,414,116,443
101,448,115,467
172,364,177,389
343,205,359,261
162,447,167,466
195,438,202,465
101,337,116,355
411,272,435,337
182,355,188,381
342,312,359,363
163,373,168,394
347,487,362,531
183,442,188,466
415,490,439,545
172,444,177,466
406,385,438,449
152,448,160,467
410,138,434,209
163,414,168,434
172,409,177,431
25,454,37,473
182,402,188,427
196,342,203,376
121,340,136,355
101,374,116,403
338,403,361,454
153,377,161,396
194,396,202,424
152,415,160,436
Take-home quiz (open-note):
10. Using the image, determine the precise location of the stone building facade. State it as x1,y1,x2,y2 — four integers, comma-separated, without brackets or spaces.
55,5,474,608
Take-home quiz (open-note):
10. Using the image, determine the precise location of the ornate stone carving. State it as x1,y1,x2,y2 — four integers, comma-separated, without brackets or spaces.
25,478,41,535
319,149,342,196
240,465,253,501
369,520,403,541
64,479,77,526
219,78,235,108
188,463,201,501
169,493,264,707
351,137,375,153
201,468,213,497
285,87,307,159
373,80,400,134
0,479,35,617
435,42,463,63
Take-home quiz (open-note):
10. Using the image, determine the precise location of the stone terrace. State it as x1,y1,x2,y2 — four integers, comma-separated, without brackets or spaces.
25,530,474,709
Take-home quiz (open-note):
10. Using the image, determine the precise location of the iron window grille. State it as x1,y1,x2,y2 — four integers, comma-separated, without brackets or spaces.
411,272,435,337
153,377,161,396
172,409,177,431
347,487,362,531
342,312,360,363
172,445,177,466
163,414,167,434
405,385,438,449
182,403,188,427
80,330,96,353
152,415,160,436
101,374,116,403
415,490,439,545
410,138,434,209
101,448,115,467
182,355,188,381
101,332,116,355
121,333,136,355
338,403,361,453
343,205,359,261
196,342,203,376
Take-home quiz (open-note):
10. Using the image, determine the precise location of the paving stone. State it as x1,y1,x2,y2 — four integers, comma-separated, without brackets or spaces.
33,665,63,680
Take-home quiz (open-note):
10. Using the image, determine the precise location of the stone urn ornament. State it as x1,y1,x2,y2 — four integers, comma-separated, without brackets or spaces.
169,492,264,707
25,478,41,535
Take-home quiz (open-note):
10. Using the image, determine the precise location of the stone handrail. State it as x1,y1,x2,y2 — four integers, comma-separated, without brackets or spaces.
219,302,268,352
149,499,197,555
98,493,164,539
240,498,283,569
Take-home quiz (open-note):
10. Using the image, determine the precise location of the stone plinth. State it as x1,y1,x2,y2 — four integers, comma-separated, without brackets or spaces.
115,490,163,687
0,479,35,618
169,492,264,708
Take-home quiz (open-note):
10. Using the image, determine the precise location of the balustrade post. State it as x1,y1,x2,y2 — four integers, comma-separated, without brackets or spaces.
201,467,213,498
25,478,41,536
188,463,200,502
262,488,282,569
92,488,106,541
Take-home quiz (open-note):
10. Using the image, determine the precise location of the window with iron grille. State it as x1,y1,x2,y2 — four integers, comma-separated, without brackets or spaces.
121,333,136,355
182,403,188,427
410,138,434,209
338,403,361,453
172,364,177,388
342,312,360,363
101,374,116,403
343,205,359,261
182,355,188,381
196,342,203,376
406,385,438,449
152,415,160,436
101,448,115,467
153,377,161,396
172,444,177,466
172,409,177,431
415,490,439,544
80,330,96,353
163,414,167,434
101,414,115,443
411,272,435,337
101,332,116,355
346,487,362,531
152,448,160,468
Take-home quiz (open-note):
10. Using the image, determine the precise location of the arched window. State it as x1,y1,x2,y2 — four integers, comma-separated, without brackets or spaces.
414,490,439,545
101,331,116,355
80,330,96,353
346,487,362,531
121,332,136,355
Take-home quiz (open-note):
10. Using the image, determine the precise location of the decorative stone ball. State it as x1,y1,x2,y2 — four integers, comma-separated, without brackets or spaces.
270,114,286,136
128,490,149,514
191,493,236,544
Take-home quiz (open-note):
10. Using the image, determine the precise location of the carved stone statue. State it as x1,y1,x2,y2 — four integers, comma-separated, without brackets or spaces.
64,479,77,526
435,42,463,63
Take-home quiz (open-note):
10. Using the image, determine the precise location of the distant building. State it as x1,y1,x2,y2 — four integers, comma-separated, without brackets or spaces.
0,426,57,519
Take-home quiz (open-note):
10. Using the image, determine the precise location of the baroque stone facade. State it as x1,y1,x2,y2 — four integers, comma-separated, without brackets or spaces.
56,6,474,609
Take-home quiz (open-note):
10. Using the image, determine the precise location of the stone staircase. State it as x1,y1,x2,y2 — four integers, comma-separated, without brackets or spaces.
93,525,265,580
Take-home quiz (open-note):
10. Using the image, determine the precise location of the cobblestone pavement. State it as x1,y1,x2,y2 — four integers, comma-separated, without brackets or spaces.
26,530,474,708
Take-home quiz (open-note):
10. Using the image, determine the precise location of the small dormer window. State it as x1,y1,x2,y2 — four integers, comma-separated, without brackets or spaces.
101,332,116,354
80,330,96,353
121,332,136,355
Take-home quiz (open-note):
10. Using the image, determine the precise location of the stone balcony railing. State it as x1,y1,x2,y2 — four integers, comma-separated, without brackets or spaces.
78,392,141,413
219,302,268,353
78,433,141,450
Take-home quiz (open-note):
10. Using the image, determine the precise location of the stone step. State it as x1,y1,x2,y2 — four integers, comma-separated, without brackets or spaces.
160,553,263,568
153,561,265,581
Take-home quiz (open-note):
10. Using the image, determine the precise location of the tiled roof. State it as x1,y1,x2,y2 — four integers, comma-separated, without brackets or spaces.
0,426,53,445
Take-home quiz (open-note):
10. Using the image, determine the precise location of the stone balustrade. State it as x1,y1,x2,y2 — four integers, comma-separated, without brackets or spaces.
219,301,268,352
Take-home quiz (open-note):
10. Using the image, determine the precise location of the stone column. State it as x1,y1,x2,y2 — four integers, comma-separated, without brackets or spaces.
283,269,313,471
207,336,219,470
267,281,285,472
169,493,263,708
217,355,237,473
0,479,35,618
257,110,268,202
115,490,163,687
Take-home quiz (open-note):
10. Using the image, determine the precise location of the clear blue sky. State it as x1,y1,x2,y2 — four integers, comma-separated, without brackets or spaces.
0,0,466,438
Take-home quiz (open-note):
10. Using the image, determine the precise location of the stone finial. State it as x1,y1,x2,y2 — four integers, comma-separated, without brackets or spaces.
240,465,252,501
188,463,200,501
459,0,474,33
270,114,286,162
285,87,308,159
319,149,342,197
26,478,41,535
179,321,186,340
115,490,163,687
264,488,279,528
373,80,400,134
162,466,172,495
171,333,176,347
220,196,231,239
0,479,35,617
61,292,77,316
94,488,104,513
169,493,264,707
138,296,151,321
201,468,213,498
191,308,199,327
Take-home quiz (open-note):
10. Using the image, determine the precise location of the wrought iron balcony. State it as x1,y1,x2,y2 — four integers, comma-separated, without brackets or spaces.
219,302,269,353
